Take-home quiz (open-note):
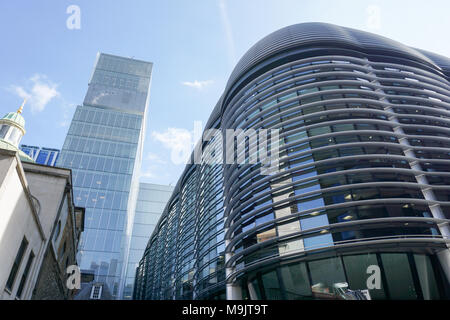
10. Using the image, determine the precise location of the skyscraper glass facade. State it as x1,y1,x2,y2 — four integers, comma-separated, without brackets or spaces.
57,53,152,298
20,145,60,166
134,23,450,300
122,183,174,300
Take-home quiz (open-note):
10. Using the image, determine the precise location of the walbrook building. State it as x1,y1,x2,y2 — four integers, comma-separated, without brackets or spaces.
134,23,450,300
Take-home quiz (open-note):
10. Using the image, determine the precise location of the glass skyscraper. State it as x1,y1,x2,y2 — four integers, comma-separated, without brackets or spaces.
20,145,60,166
57,53,153,298
122,183,174,300
134,23,450,300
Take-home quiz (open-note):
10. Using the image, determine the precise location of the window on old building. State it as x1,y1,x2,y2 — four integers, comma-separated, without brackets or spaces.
6,237,28,291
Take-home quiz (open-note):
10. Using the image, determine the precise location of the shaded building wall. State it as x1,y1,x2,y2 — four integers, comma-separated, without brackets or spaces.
31,248,66,300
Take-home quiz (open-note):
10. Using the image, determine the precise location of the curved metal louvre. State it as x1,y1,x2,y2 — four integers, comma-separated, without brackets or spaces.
134,23,450,300
222,52,450,286
226,22,446,91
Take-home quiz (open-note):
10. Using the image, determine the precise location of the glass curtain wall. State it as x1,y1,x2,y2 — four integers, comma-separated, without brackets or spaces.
57,53,152,298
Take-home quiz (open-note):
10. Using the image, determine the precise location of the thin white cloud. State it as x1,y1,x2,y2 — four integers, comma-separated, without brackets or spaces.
152,128,193,165
58,100,76,127
140,155,165,180
152,127,192,150
181,80,214,90
92,92,108,104
366,5,381,30
140,163,172,182
219,0,237,67
9,74,60,113
146,152,167,165
140,168,158,179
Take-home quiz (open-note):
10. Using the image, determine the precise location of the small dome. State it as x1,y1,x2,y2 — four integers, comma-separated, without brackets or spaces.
1,111,25,131
0,100,28,152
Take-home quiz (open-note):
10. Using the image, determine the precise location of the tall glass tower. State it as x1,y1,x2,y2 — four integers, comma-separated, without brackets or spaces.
57,53,153,298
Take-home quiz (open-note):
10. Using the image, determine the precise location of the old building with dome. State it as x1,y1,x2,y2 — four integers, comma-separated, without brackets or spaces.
0,100,84,300
0,100,34,163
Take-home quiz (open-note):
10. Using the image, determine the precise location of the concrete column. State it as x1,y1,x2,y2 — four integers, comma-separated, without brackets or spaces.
226,282,243,300
224,226,243,300
366,62,450,285
437,249,450,285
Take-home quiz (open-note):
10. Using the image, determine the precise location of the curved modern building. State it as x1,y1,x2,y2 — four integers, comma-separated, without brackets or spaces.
134,23,450,300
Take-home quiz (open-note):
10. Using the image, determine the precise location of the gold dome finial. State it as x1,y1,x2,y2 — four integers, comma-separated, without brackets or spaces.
17,98,27,114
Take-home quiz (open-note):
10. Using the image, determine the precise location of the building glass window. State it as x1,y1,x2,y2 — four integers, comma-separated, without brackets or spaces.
343,254,386,300
261,270,283,300
6,237,28,291
279,262,312,299
36,150,49,164
413,254,440,300
381,253,417,299
0,124,9,139
308,257,347,299
16,251,34,298
8,127,23,146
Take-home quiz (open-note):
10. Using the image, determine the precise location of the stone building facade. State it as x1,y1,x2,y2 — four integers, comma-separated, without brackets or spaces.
0,103,84,300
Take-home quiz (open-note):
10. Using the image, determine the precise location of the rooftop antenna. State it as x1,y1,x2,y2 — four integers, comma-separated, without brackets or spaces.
17,98,27,114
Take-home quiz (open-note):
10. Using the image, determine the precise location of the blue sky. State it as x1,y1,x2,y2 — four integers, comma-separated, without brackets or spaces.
0,0,449,185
